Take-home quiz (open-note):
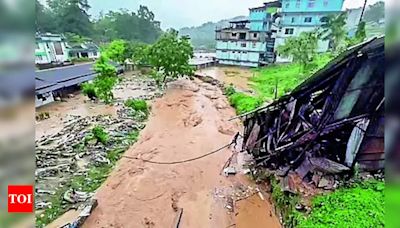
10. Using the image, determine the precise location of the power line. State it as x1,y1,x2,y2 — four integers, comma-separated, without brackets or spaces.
122,142,234,165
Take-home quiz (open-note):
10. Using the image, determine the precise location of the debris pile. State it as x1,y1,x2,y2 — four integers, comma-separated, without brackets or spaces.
241,37,384,193
35,110,141,211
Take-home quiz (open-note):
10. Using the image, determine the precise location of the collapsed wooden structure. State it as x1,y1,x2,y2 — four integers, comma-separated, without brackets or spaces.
242,37,384,190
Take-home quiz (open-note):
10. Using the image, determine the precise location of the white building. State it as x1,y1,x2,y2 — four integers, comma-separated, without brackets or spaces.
35,33,70,65
69,43,101,60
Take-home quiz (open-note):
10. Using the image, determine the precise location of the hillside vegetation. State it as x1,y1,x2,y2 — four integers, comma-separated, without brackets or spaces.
179,16,246,50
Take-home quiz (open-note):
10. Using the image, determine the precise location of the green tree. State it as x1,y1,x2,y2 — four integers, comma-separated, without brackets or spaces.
320,12,347,54
130,42,150,66
277,31,319,71
45,0,93,36
92,8,161,44
36,0,57,32
65,32,91,45
146,30,194,85
82,56,117,103
102,40,128,63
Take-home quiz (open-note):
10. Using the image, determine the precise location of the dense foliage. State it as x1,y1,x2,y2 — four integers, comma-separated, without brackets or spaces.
146,30,194,85
179,16,246,50
35,0,161,44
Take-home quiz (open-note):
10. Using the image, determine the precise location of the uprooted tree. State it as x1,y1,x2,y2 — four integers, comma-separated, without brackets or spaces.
145,29,194,87
278,31,319,72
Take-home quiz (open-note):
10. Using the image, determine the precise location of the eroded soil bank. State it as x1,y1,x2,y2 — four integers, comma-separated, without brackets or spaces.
83,77,281,228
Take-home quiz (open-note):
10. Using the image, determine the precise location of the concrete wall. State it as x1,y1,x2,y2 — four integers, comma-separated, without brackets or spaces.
35,92,55,108
216,40,266,52
281,0,344,13
281,12,336,26
249,9,267,31
218,59,259,67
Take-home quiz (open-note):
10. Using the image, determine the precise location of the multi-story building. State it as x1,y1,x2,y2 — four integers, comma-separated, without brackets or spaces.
35,33,70,65
215,1,281,67
274,0,345,62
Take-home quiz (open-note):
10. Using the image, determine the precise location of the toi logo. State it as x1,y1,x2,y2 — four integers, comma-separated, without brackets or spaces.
8,185,34,213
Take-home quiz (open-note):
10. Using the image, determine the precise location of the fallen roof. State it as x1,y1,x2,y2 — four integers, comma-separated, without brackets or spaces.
241,37,384,191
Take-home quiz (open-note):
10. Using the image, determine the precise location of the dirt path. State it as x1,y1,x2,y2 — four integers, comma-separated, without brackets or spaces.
83,78,280,228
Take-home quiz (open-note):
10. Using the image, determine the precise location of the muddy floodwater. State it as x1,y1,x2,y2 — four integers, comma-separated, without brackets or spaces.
198,66,255,92
37,68,281,228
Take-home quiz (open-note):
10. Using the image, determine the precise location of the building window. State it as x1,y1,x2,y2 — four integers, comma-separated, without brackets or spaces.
291,17,295,23
284,28,294,35
253,33,257,38
239,33,246,40
323,0,328,7
241,43,246,47
320,16,329,23
285,3,289,8
296,0,300,8
232,33,237,37
54,42,63,55
304,17,312,23
308,0,315,8
252,42,256,48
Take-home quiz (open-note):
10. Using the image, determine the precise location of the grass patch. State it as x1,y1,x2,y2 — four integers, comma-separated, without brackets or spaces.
251,54,332,100
265,176,384,228
296,180,384,228
228,92,263,114
223,54,332,115
224,84,262,114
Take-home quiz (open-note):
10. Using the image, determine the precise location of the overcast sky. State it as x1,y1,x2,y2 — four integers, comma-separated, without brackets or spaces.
88,0,383,29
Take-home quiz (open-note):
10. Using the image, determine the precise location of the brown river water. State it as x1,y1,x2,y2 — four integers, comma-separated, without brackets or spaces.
39,69,281,228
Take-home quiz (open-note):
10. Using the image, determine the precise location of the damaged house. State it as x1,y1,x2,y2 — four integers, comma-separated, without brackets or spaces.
241,37,384,191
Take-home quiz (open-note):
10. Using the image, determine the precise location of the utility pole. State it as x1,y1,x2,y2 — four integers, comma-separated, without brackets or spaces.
359,0,368,23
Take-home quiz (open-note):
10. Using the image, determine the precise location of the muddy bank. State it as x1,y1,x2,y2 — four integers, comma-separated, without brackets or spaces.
83,78,281,228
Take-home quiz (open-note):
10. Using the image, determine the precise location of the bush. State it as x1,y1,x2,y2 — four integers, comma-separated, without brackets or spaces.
224,84,236,96
81,82,97,99
228,92,263,114
124,99,149,114
91,125,109,145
